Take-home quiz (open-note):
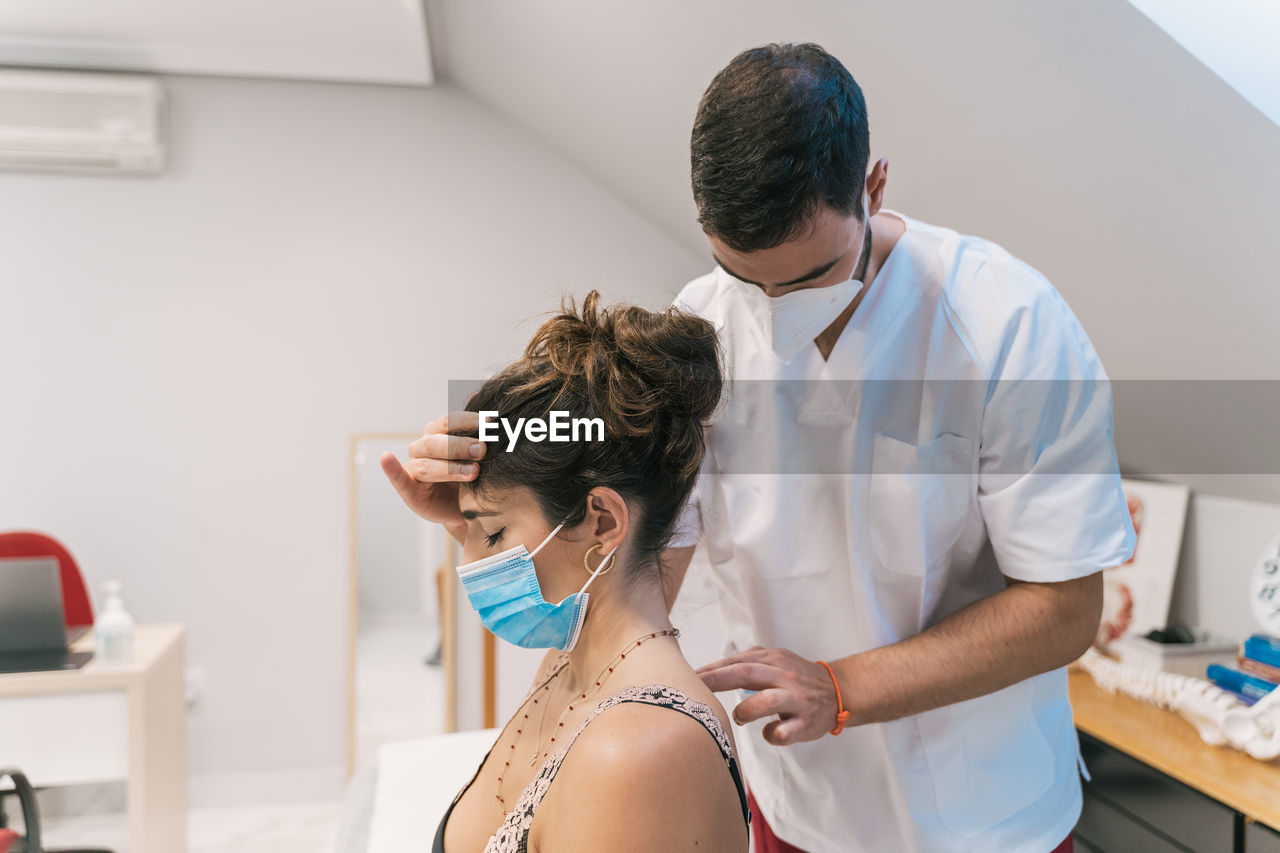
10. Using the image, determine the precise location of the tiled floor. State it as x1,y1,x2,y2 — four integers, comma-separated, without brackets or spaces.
40,799,344,852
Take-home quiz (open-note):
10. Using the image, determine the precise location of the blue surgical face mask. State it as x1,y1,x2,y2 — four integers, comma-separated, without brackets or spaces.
456,521,617,652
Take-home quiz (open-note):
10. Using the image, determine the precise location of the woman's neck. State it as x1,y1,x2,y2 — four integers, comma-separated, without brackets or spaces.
561,577,676,695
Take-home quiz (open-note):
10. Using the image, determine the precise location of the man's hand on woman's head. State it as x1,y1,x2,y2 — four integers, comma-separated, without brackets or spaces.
380,411,487,541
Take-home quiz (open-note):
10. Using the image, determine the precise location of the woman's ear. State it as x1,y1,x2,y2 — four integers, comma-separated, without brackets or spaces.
585,487,629,556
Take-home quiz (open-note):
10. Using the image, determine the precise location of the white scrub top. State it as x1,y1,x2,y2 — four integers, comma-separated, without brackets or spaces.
670,210,1136,853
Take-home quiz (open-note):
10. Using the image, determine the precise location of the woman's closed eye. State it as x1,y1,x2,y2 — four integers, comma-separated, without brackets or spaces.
484,527,507,548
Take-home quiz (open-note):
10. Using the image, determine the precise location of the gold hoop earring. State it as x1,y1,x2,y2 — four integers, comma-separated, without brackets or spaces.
584,543,614,575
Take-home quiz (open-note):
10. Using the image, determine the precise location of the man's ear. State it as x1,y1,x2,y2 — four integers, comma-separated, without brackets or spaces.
865,157,889,216
585,488,629,554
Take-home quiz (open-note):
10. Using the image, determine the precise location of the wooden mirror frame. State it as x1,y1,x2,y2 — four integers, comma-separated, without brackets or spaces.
345,431,496,778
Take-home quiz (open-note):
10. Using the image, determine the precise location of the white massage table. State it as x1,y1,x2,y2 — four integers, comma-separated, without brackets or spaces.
337,728,500,853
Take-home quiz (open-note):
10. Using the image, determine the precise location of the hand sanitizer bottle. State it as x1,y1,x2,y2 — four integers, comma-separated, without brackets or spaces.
96,580,136,665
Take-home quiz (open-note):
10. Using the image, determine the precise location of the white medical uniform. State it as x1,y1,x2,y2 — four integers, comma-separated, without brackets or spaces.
670,210,1136,853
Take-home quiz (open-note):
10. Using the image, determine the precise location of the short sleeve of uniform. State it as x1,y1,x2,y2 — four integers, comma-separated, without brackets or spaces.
967,264,1136,583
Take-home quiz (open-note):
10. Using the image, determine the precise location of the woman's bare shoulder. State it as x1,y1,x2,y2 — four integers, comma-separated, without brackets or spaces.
531,694,747,851
579,690,729,759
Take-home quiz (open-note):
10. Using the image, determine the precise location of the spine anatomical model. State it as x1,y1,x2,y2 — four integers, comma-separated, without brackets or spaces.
1077,647,1280,760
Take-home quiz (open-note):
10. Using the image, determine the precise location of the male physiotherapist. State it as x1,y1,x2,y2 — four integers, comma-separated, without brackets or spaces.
386,44,1134,853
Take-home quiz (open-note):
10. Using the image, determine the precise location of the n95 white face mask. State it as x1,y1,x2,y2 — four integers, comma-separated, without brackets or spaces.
750,277,862,364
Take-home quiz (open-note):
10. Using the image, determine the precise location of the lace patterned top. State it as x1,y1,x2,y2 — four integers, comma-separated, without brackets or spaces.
432,676,750,853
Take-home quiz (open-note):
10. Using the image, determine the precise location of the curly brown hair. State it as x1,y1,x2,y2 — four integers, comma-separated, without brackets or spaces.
463,290,722,578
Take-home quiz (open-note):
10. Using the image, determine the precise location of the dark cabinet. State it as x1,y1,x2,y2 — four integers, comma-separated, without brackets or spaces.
1077,789,1191,852
1071,733,1280,853
1248,821,1280,853
1074,733,1236,852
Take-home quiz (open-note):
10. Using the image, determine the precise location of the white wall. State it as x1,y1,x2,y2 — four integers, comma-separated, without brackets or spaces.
0,74,704,786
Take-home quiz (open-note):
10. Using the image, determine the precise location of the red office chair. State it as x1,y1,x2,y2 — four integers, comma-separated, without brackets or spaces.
0,532,94,629
0,536,108,852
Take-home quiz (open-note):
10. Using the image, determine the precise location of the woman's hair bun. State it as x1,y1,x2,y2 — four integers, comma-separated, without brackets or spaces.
465,290,722,567
525,290,721,446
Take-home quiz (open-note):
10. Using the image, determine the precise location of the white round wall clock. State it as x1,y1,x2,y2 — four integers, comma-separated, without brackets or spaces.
1252,534,1280,637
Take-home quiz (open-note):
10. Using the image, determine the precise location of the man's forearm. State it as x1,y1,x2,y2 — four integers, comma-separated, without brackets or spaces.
832,572,1102,725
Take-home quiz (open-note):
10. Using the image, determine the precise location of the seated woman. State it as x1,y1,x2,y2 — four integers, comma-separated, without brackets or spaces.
434,291,748,853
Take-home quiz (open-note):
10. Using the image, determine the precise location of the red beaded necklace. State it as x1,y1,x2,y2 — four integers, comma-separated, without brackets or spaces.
494,626,680,811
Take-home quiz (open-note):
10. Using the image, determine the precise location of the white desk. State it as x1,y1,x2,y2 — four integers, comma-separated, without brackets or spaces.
0,624,187,853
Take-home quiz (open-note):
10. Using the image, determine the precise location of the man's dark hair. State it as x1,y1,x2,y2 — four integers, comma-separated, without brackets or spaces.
691,43,870,253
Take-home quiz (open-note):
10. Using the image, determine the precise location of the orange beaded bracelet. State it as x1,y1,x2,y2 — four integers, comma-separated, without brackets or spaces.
815,660,851,736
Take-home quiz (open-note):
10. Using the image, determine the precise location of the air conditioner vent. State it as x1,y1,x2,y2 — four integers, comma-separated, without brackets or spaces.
0,69,165,175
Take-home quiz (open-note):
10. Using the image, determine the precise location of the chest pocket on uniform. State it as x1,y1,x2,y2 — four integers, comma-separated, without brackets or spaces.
868,432,974,578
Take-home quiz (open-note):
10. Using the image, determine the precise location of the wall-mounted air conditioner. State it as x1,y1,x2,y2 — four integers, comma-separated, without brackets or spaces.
0,69,166,176
0,1,432,86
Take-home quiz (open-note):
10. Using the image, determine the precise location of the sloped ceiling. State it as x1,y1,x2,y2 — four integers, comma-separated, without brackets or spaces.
423,0,1280,379
1125,0,1280,129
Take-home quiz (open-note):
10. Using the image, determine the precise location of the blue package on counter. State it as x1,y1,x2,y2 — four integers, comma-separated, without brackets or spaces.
1207,663,1277,702
1244,634,1280,670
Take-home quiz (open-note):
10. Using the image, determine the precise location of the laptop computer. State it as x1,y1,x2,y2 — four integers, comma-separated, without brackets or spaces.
0,556,94,674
